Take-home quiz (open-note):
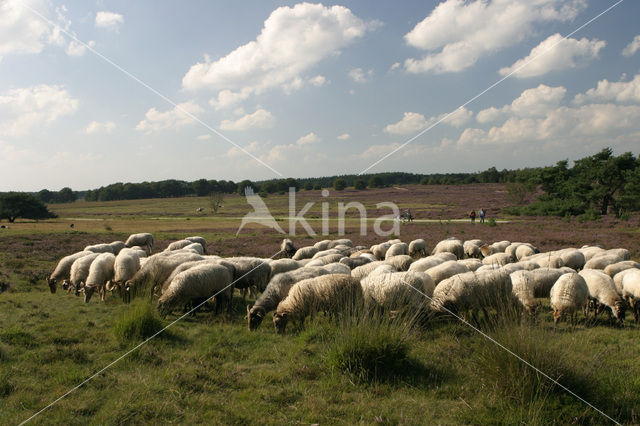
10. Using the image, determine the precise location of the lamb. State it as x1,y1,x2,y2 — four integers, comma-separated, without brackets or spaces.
273,274,363,333
431,238,464,259
339,256,372,269
621,270,640,322
280,238,296,258
579,269,625,324
292,246,318,260
385,254,414,271
158,263,234,316
125,232,154,254
186,236,207,253
408,239,428,258
84,253,116,303
68,253,100,294
47,251,94,293
604,261,640,278
165,239,196,251
424,260,470,286
385,243,409,259
84,243,114,254
583,254,624,270
247,267,330,330
361,271,434,313
550,273,589,325
108,241,126,255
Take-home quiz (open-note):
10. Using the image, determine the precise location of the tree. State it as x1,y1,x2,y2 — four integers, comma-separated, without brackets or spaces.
209,192,225,214
368,175,383,188
304,181,314,190
354,179,367,190
313,183,322,190
0,193,57,223
192,179,211,196
56,187,75,203
38,189,54,203
237,180,255,195
333,178,346,191
505,182,536,205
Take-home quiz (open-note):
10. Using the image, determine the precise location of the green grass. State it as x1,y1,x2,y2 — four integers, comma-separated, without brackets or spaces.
113,301,166,344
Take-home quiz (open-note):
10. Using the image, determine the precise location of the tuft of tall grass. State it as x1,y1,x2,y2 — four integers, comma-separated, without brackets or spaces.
114,301,165,344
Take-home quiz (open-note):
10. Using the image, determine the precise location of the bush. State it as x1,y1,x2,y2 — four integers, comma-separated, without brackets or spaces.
114,301,165,344
333,179,346,191
353,179,367,190
578,209,601,223
487,218,497,227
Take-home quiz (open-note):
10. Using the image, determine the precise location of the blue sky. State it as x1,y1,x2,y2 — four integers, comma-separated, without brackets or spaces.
0,0,639,191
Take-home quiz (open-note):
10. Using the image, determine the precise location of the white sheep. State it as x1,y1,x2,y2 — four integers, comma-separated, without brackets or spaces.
125,251,205,298
108,241,126,255
408,256,448,273
165,239,195,251
322,263,351,275
292,246,318,260
583,254,624,270
550,273,589,325
351,261,388,280
158,263,234,316
557,249,585,271
579,246,605,262
225,257,272,294
457,258,483,272
312,249,342,259
111,248,146,289
424,260,469,285
604,261,640,278
515,244,537,261
84,253,116,303
491,240,511,253
280,238,296,258
47,251,94,293
125,232,154,254
361,271,433,313
313,240,332,251
501,260,540,275
621,270,640,323
84,243,114,254
268,258,301,278
408,239,428,258
596,248,631,261
523,253,564,269
339,256,373,269
579,269,625,324
482,253,512,267
463,240,482,259
613,268,638,296
68,253,100,294
510,268,566,315
385,243,409,259
273,274,363,333
186,236,207,253
327,239,353,249
371,242,393,260
247,267,330,330
384,254,414,271
431,238,464,259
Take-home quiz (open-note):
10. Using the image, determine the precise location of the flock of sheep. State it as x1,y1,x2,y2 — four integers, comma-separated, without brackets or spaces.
46,233,640,333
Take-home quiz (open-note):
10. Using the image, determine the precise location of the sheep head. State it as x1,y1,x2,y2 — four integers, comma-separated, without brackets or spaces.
84,285,97,303
273,312,288,334
247,305,266,331
613,300,626,324
47,277,57,293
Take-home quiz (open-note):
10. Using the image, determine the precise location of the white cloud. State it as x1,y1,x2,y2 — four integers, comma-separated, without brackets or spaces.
622,35,640,57
348,67,373,83
135,101,203,134
182,3,376,101
441,107,473,127
66,39,95,56
85,120,115,135
337,133,350,140
390,62,401,71
296,132,319,145
208,88,251,110
219,108,275,131
196,134,212,141
227,141,260,158
477,84,567,123
309,75,326,87
574,74,640,104
403,0,586,74
95,11,124,32
499,34,605,78
0,85,78,137
384,112,428,135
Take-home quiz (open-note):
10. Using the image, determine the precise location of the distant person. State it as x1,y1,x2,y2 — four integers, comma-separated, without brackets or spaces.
406,209,414,222
479,209,485,223
469,210,476,223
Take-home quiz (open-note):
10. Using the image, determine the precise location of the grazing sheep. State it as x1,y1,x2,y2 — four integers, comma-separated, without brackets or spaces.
311,254,345,266
371,243,393,260
579,246,605,262
463,240,482,259
125,251,205,298
385,243,410,259
409,239,428,258
111,248,146,289
457,258,483,272
279,238,296,258
604,261,640,278
482,253,512,267
583,254,624,270
408,256,448,273
247,267,330,330
502,260,540,274
385,254,414,271
158,263,234,316
351,261,388,280
550,273,589,325
47,251,94,293
358,252,378,262
313,240,332,251
557,249,585,270
515,244,537,261
424,260,470,286
613,268,638,296
621,270,640,322
186,236,207,253
579,269,625,324
523,253,564,269
339,256,372,269
491,241,511,253
292,246,318,261
327,239,353,249
268,258,301,278
431,239,464,259
84,253,116,303
108,241,126,255
225,257,272,293
479,244,497,258
322,263,351,275
68,253,100,293
165,239,195,252
84,243,114,254
510,269,567,315
361,271,433,313
312,249,341,259
125,233,154,254
596,248,631,261
181,242,204,255
273,274,363,333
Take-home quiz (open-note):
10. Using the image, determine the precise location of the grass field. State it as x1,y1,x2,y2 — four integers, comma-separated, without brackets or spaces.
1,184,639,424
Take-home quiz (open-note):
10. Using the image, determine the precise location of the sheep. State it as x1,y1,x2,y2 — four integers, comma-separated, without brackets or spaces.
68,253,100,294
84,243,114,254
385,243,409,259
125,251,205,298
313,240,332,251
579,269,625,324
482,253,512,267
339,256,372,269
268,258,301,278
158,263,234,316
312,249,341,259
371,243,393,260
604,261,640,278
358,252,378,263
247,267,330,330
125,233,154,254
311,254,345,265
47,251,94,293
408,256,448,273
515,244,537,261
84,253,116,303
457,258,483,272
322,263,351,275
510,268,567,315
550,273,589,325
186,236,207,253
361,271,433,313
595,248,631,261
557,249,585,270
332,244,353,254
225,257,272,293
387,238,402,245
579,246,605,262
479,244,497,258
431,239,464,259
424,260,470,286
583,254,624,270
180,242,204,255
328,239,353,249
502,260,539,274
523,253,564,269
292,246,318,260
110,248,146,290
613,268,638,296
431,270,513,321
273,274,363,333
463,240,482,259
621,270,640,322
108,241,126,255
491,241,511,253
385,255,414,271
408,239,428,258
351,261,388,280
279,238,296,258
165,239,196,252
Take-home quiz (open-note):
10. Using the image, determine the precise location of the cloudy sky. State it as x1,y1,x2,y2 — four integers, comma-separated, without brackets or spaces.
1,0,639,191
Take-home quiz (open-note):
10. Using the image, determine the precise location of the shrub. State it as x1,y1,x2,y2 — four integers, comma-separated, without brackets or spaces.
114,301,165,344
487,218,497,227
353,179,367,190
578,209,601,223
333,179,346,191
